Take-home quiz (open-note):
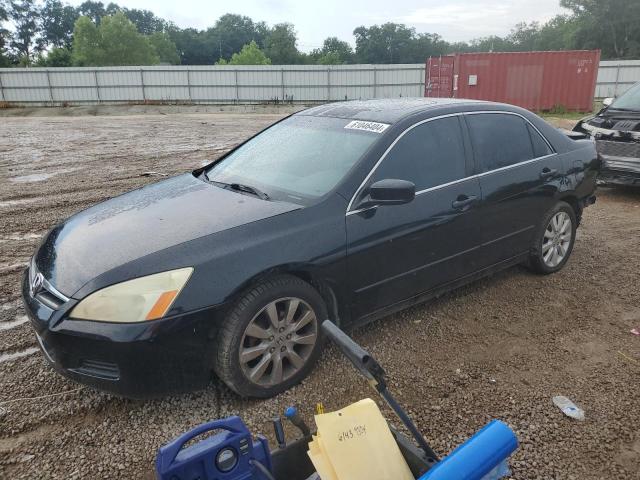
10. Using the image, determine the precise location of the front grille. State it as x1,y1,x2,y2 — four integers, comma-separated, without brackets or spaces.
612,120,640,132
28,259,69,310
36,290,65,310
596,140,640,160
71,359,120,381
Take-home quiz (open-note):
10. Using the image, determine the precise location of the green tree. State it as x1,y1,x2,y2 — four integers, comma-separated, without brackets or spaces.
35,46,72,66
353,23,417,63
208,14,267,61
123,7,168,35
535,15,579,51
0,0,7,26
149,31,179,64
72,12,159,66
104,2,119,16
560,0,640,58
41,0,78,48
71,15,99,65
76,0,105,25
92,12,158,65
409,32,449,60
216,40,270,65
467,35,517,53
264,23,300,64
0,0,10,64
167,26,211,65
311,36,353,64
447,41,474,53
9,0,43,63
316,51,341,65
508,22,541,51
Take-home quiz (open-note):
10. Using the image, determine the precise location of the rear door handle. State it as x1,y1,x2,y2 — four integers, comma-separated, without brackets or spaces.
452,195,478,210
540,168,558,180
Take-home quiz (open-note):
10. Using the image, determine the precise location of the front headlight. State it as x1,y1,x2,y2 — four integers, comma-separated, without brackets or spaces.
70,268,193,323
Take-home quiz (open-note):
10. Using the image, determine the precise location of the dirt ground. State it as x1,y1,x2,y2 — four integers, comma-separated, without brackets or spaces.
0,108,639,479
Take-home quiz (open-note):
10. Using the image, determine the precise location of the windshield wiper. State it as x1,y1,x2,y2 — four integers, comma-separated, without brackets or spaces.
229,183,270,200
204,175,270,200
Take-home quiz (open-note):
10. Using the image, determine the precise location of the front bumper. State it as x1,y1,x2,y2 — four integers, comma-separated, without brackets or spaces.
599,169,640,186
22,271,223,398
596,139,640,186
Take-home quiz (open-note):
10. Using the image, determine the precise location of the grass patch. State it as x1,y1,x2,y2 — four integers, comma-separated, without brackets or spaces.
538,100,603,121
540,111,587,121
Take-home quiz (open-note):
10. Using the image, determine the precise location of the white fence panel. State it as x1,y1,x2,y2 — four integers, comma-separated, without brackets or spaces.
53,87,97,102
49,70,94,87
0,61,638,107
3,87,50,102
596,60,640,98
96,69,141,86
191,86,236,102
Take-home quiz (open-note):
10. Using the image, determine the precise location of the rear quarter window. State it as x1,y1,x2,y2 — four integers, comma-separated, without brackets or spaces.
527,124,554,158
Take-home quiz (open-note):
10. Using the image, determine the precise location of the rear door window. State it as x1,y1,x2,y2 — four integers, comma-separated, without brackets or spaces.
467,113,535,172
371,116,467,191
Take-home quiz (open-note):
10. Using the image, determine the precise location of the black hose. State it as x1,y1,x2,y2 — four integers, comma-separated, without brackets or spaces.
250,458,277,480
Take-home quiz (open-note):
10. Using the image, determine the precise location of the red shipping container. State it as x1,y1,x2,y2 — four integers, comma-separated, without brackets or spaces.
425,50,601,112
425,55,455,98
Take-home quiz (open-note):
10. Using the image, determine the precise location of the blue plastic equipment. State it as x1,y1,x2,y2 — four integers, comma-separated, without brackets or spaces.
156,416,272,480
155,321,520,480
418,420,518,480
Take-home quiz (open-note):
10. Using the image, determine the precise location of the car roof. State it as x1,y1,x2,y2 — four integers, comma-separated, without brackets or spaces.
296,98,491,124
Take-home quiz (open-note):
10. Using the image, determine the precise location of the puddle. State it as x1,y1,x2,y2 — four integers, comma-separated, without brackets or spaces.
0,262,28,274
0,198,39,208
0,232,43,243
10,173,56,183
0,315,29,331
9,168,79,183
0,347,39,364
0,300,21,311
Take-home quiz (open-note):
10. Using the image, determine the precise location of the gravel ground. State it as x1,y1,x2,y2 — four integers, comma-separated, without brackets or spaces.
0,108,639,479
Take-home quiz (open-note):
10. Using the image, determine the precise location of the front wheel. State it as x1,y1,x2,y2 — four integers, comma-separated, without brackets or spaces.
528,202,577,274
212,275,326,398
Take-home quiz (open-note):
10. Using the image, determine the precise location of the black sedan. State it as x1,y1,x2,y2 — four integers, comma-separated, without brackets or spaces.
23,98,599,398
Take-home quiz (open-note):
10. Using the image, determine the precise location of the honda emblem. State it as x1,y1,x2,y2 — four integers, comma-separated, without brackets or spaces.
30,272,44,296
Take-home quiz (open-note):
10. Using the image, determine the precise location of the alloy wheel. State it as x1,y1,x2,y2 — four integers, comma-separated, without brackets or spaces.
542,211,572,268
239,297,318,387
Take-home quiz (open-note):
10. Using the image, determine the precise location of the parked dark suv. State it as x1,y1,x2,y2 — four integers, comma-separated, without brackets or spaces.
23,98,599,398
574,81,640,186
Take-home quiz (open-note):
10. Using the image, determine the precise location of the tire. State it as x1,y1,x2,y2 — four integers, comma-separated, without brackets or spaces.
212,275,326,398
528,201,577,274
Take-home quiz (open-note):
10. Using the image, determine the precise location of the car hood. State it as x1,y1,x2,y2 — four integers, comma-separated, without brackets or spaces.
581,108,640,134
35,173,301,296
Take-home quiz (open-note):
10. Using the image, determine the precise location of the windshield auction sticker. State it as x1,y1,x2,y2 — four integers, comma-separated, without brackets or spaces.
344,120,390,134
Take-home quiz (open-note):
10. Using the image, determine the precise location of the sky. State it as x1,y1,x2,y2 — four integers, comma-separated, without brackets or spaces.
67,0,568,52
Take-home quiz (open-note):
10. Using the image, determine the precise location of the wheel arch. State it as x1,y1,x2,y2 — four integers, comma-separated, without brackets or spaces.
557,193,582,226
225,264,347,327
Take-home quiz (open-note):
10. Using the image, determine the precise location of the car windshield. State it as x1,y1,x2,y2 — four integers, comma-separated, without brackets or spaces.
205,116,380,205
610,82,640,111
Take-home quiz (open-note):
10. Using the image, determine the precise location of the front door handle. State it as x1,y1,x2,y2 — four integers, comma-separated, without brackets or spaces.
540,167,558,180
452,195,478,210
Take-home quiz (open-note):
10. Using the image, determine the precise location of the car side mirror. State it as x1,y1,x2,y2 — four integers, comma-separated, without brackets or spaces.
602,97,614,107
366,179,415,206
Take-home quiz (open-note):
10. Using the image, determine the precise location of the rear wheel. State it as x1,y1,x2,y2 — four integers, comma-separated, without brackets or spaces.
528,202,577,274
212,275,326,398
